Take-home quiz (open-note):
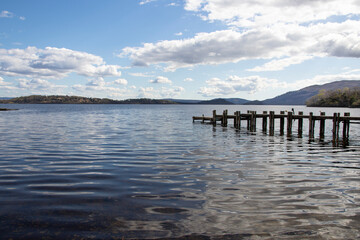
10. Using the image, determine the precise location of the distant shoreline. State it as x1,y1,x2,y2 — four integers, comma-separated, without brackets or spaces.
0,95,238,105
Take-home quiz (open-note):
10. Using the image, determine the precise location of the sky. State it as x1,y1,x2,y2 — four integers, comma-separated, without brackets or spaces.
1,0,360,100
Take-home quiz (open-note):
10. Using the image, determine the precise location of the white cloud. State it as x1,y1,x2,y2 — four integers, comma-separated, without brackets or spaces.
175,32,183,36
184,0,360,27
86,77,106,87
16,78,67,92
160,86,184,98
0,46,122,79
247,56,314,72
122,20,360,71
114,78,128,85
71,77,132,98
198,75,284,97
72,83,125,93
128,72,154,77
150,76,172,84
184,77,193,82
137,86,184,98
0,76,16,90
289,73,360,90
343,68,360,74
138,87,155,98
184,0,205,11
0,10,25,20
139,0,156,5
0,10,14,18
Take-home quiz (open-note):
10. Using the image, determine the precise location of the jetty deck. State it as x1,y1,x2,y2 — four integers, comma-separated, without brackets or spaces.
193,110,360,146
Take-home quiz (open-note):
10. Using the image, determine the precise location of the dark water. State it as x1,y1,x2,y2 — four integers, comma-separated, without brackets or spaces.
0,104,360,239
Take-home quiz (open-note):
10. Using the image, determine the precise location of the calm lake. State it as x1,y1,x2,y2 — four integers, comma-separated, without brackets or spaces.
0,104,360,239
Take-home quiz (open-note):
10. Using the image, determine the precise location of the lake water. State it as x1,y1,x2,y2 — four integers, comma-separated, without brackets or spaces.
0,104,360,239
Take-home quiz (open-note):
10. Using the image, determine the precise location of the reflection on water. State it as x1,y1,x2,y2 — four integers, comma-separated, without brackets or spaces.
0,104,359,239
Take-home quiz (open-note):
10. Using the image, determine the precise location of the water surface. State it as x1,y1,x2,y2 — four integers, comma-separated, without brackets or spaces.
0,104,359,239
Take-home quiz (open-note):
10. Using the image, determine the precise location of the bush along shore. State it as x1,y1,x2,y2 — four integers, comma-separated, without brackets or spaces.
306,87,360,108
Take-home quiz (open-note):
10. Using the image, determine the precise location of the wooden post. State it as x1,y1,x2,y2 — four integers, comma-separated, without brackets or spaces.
269,111,275,136
287,111,293,137
254,111,257,131
346,113,350,139
332,112,340,144
234,111,240,129
212,110,217,126
332,112,337,142
298,111,303,137
225,109,228,127
250,111,256,132
343,112,350,145
234,111,237,127
280,111,285,135
222,110,228,127
309,112,314,139
240,111,242,129
262,111,268,133
336,112,340,141
319,112,326,139
343,113,347,140
247,111,250,130
249,111,253,132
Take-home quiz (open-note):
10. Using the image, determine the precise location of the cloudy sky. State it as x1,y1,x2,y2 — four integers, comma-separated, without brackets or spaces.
1,0,360,100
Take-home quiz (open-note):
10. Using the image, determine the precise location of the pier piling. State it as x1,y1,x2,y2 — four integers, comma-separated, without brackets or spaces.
298,111,303,137
287,111,293,137
193,110,360,146
309,112,314,139
280,111,285,135
343,112,350,145
262,111,267,133
269,111,275,136
320,112,326,139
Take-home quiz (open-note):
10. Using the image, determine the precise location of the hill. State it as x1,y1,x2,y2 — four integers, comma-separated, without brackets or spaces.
168,98,247,104
2,80,360,106
197,98,234,105
165,99,202,104
262,80,360,105
223,98,249,104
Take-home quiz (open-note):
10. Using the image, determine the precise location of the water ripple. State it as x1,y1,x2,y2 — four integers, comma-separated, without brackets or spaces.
0,104,360,239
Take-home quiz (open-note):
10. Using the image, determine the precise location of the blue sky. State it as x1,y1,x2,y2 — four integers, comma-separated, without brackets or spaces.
1,0,360,100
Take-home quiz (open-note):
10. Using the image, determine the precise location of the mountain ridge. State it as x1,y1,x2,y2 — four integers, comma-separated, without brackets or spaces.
1,80,360,105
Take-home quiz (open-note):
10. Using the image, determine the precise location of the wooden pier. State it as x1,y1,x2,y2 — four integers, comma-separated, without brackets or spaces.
193,110,360,145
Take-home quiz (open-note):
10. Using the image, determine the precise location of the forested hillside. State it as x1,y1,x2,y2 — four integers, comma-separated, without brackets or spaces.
306,88,360,107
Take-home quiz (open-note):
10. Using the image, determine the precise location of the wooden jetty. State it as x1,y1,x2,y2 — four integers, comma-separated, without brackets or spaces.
193,110,360,145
